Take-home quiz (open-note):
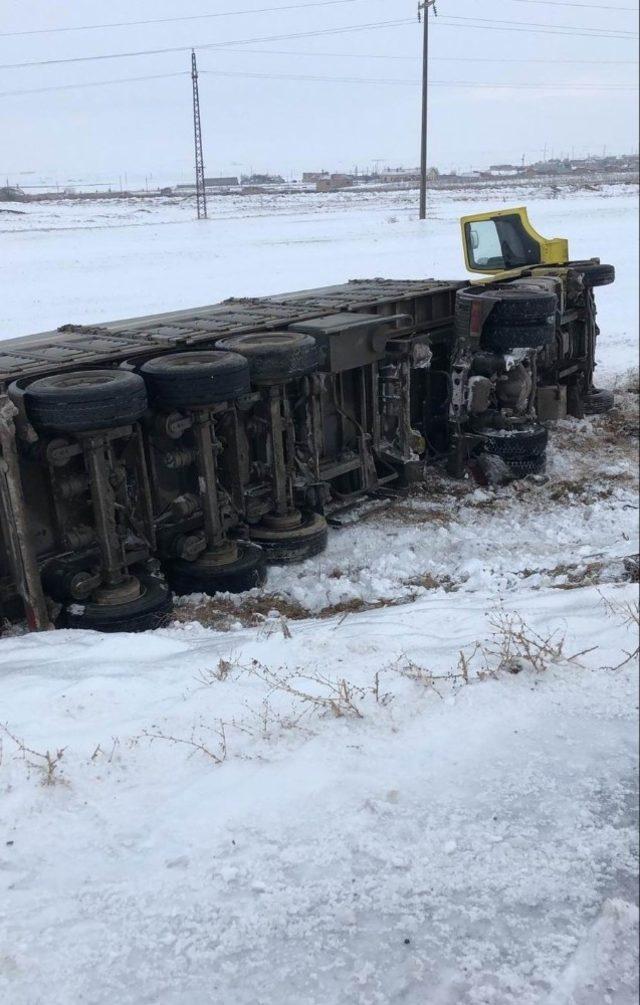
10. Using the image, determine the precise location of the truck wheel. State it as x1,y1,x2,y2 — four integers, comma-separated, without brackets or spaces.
479,424,548,460
457,285,557,324
216,332,319,383
481,320,555,352
623,554,639,583
507,454,547,478
573,263,615,287
25,369,147,433
60,574,172,633
249,511,328,563
583,387,615,414
165,542,266,596
141,351,250,408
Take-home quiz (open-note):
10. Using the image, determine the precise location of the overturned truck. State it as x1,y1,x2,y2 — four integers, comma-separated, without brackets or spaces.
0,207,615,632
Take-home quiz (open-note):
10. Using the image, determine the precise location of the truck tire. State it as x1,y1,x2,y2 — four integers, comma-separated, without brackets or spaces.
250,511,328,563
216,332,319,383
479,424,548,460
508,453,547,478
623,554,639,583
141,351,250,408
166,542,266,596
456,285,557,324
481,320,555,352
583,387,615,414
60,574,172,633
574,263,615,288
25,369,147,433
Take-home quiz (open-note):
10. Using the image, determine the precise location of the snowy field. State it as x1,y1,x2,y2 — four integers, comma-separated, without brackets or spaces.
1,185,638,1003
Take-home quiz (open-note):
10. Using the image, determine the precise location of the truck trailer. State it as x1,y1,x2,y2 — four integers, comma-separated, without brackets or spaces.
0,207,615,632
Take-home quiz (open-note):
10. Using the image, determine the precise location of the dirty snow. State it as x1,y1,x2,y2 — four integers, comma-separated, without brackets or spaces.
1,184,638,1003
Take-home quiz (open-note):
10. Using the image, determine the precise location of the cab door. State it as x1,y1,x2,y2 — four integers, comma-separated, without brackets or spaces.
460,207,569,274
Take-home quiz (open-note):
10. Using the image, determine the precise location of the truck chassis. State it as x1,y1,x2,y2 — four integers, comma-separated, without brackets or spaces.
0,213,615,632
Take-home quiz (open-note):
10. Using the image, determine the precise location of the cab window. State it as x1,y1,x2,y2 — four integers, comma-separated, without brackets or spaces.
464,213,542,271
466,220,504,270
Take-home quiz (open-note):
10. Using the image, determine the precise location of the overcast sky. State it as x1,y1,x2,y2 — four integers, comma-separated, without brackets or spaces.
1,0,638,186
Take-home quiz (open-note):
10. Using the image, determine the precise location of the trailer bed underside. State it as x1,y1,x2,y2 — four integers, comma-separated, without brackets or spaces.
0,278,462,387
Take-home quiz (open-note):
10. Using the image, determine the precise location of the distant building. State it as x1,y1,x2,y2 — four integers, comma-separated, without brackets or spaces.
379,169,419,183
530,160,573,176
242,173,285,185
0,185,28,202
302,171,329,183
378,168,437,184
316,174,353,192
204,176,238,188
489,164,520,177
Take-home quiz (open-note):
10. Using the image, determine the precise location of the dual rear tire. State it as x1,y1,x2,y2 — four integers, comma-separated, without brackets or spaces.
60,574,173,633
456,285,557,352
166,542,266,597
477,423,548,480
24,369,147,432
140,350,250,408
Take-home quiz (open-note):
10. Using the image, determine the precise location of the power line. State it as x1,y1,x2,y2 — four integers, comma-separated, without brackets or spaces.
434,14,637,36
0,0,374,39
213,46,640,64
0,12,637,72
0,72,188,98
0,19,416,71
483,0,638,10
0,0,635,38
1,68,634,98
199,69,635,89
433,17,636,37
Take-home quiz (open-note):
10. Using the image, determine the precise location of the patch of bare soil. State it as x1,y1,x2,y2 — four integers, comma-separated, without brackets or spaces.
553,389,639,458
171,589,441,631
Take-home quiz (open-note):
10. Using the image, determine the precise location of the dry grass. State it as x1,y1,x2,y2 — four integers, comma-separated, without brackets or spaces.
138,605,618,770
233,658,390,719
142,720,228,764
194,657,394,736
388,655,469,697
544,558,607,590
547,479,628,503
0,723,67,786
171,593,309,631
614,369,639,395
600,591,640,670
454,610,596,679
171,589,446,632
484,611,595,674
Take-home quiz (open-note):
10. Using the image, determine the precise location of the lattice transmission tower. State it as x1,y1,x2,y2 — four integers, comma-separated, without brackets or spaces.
191,49,207,220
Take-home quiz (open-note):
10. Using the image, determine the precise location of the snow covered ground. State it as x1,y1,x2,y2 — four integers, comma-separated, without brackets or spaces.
1,185,638,1003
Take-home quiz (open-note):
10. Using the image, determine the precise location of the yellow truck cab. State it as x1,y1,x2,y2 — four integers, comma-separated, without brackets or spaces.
460,206,569,277
454,205,615,426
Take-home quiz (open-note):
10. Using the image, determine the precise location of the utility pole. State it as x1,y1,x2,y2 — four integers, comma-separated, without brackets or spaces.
418,0,437,220
191,49,207,220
